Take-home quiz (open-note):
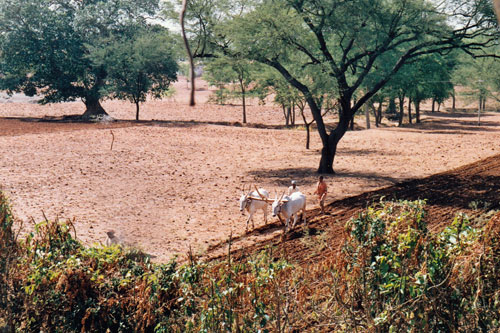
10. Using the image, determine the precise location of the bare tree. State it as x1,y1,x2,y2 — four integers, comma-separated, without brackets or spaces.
180,0,196,106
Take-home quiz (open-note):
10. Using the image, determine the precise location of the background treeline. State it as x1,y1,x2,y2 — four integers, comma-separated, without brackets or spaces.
1,192,499,332
1,0,498,172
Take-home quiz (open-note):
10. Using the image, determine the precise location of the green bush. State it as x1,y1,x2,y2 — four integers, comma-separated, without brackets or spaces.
0,191,291,332
335,199,500,332
1,192,499,332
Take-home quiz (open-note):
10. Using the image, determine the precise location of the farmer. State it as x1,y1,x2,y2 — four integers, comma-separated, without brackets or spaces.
288,180,299,195
314,176,328,214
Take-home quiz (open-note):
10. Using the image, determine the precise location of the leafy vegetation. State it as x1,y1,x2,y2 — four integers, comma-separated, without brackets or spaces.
453,44,500,113
203,56,262,123
88,27,179,121
0,0,178,118
1,192,499,331
180,0,499,173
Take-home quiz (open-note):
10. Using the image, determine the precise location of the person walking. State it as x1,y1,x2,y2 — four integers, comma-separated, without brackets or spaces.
314,176,328,214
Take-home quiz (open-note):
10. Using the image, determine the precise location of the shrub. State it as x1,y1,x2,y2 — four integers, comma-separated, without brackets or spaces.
0,191,291,332
1,192,499,332
335,199,500,332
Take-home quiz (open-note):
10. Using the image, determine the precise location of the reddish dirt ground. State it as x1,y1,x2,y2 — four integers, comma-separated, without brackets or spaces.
1,78,500,262
208,154,500,264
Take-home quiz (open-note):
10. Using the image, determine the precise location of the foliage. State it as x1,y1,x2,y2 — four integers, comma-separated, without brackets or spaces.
335,200,500,331
0,0,166,117
182,0,499,173
89,26,179,120
203,57,256,102
453,43,500,109
1,192,499,331
0,191,291,332
368,52,456,124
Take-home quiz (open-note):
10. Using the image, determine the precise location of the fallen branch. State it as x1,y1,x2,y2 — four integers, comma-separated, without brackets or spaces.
110,130,115,151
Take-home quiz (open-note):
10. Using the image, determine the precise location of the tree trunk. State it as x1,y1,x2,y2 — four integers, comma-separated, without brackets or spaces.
349,114,354,131
82,97,108,119
364,102,370,129
239,78,246,123
318,144,335,173
370,103,378,127
432,98,436,112
286,107,292,127
398,95,405,127
437,102,441,112
452,90,456,112
478,95,482,126
135,101,140,121
300,108,311,149
388,98,396,114
408,97,412,124
180,0,195,106
482,96,486,111
282,105,289,126
217,84,224,105
376,102,383,126
415,100,421,123
317,113,350,174
291,103,296,125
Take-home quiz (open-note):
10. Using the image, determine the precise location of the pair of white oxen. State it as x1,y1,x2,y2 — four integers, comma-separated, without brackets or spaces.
239,186,306,233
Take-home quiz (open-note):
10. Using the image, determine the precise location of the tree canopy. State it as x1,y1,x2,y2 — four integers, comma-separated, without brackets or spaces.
0,0,177,118
182,0,499,173
89,27,179,120
453,43,500,111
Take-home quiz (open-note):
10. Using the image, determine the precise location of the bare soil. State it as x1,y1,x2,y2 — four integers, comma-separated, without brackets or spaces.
1,78,500,262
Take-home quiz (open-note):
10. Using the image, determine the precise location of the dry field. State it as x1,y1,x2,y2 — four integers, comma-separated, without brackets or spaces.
1,78,500,262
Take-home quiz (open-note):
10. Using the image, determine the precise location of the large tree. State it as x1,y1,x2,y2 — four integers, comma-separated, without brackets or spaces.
185,0,499,173
0,0,161,118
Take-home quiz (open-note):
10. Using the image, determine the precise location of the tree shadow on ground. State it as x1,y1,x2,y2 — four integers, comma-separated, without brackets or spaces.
246,167,319,188
337,148,400,156
334,173,500,213
8,115,319,131
387,116,500,135
423,111,490,118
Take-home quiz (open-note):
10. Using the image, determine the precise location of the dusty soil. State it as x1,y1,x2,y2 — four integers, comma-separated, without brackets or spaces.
211,154,500,264
1,78,500,262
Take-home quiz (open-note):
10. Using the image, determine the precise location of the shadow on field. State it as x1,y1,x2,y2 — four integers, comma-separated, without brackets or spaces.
337,148,400,156
337,171,401,184
246,167,319,187
205,154,500,264
4,115,345,132
389,112,500,135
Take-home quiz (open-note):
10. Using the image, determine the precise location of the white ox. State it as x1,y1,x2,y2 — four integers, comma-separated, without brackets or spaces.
271,191,307,233
239,187,270,232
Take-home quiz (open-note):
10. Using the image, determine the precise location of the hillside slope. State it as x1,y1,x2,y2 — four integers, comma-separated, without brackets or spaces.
205,153,500,263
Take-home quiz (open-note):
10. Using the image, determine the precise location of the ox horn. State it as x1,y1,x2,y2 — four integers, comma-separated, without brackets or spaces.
254,185,267,200
278,191,285,203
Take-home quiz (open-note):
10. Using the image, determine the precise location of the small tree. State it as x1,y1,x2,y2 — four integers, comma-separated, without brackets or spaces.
204,56,259,123
453,44,500,113
90,28,179,121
